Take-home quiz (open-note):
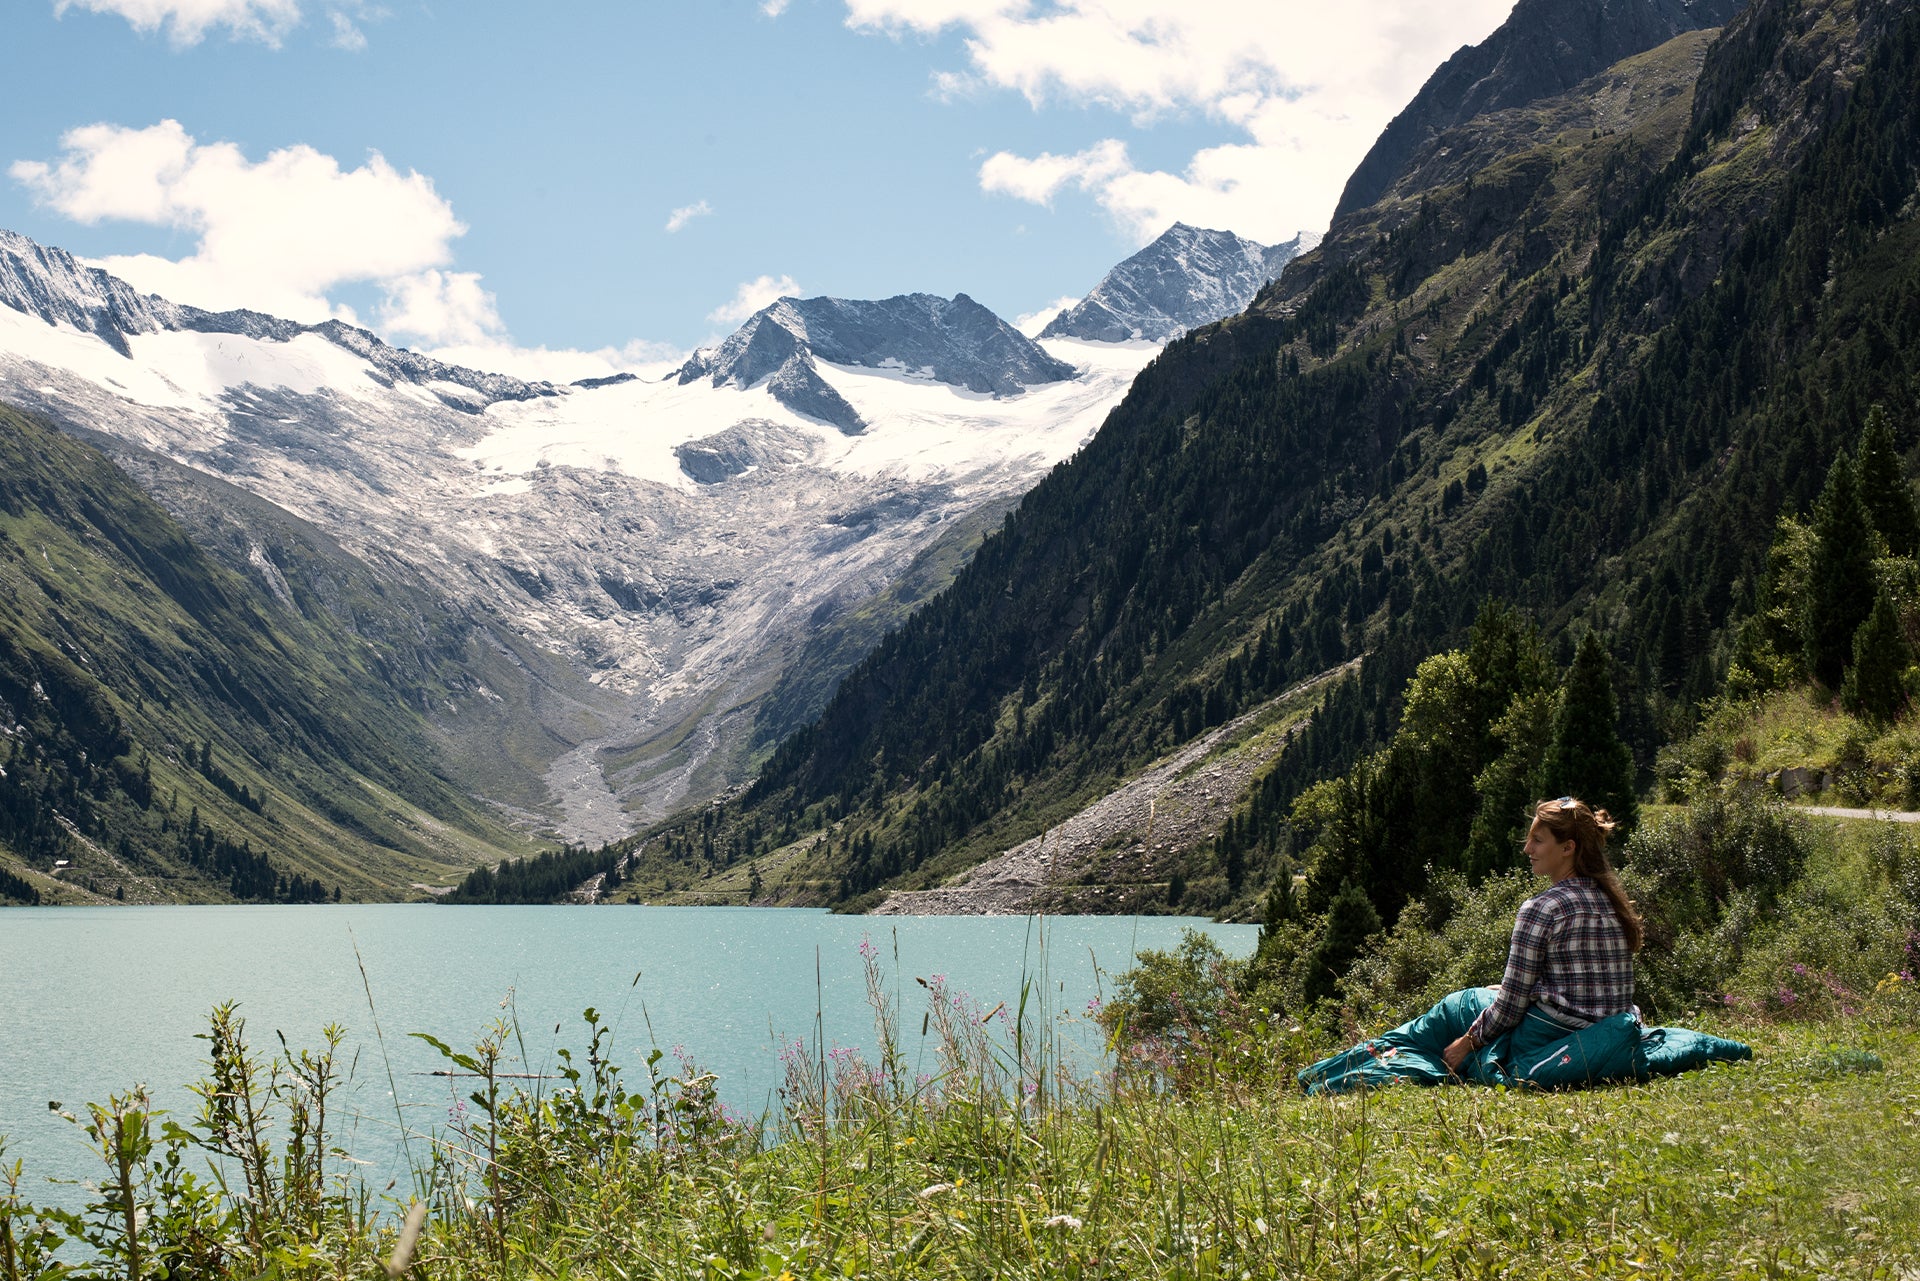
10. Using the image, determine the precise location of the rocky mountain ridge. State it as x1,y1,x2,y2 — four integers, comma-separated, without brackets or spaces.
1040,224,1316,343
0,229,558,411
675,292,1076,433
1333,0,1748,218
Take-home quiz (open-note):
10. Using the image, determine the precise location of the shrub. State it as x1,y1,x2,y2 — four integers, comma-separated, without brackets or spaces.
1339,870,1535,1024
1623,792,1813,940
1096,928,1246,1053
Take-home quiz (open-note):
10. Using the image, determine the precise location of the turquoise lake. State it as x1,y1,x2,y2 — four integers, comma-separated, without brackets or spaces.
0,905,1254,1208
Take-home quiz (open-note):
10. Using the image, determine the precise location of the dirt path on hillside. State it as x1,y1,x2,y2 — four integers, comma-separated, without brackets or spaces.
1796,805,1920,823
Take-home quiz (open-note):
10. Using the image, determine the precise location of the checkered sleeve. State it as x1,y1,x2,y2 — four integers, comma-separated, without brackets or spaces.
1467,896,1552,1045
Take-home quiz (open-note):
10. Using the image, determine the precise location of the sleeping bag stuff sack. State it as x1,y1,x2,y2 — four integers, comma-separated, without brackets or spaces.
1298,987,1753,1095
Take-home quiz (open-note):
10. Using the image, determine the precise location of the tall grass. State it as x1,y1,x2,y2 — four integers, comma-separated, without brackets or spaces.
3,939,1917,1280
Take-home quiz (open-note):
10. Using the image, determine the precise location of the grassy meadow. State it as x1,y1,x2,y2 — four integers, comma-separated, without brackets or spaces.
3,944,1915,1281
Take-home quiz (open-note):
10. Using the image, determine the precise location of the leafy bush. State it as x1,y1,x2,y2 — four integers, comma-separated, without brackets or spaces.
1623,793,1813,937
1095,928,1246,1052
1338,870,1535,1024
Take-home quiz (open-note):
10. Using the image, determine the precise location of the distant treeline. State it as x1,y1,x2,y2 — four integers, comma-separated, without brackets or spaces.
173,806,332,903
445,844,625,904
0,862,39,904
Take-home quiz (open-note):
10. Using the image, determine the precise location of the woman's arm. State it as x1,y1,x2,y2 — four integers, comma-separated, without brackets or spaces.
1443,898,1552,1072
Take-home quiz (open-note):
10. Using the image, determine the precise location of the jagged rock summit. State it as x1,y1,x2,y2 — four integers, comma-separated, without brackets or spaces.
1039,224,1317,344
0,229,556,411
676,292,1075,434
1333,0,1748,219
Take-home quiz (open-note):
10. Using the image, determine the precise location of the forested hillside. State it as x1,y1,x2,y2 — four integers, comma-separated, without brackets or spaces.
605,0,1919,917
0,403,542,903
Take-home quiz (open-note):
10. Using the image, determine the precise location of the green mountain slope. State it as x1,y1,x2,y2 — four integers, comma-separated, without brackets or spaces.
621,0,1918,914
0,402,547,903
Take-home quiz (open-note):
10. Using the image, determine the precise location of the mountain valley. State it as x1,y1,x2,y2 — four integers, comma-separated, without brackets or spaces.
0,214,1302,896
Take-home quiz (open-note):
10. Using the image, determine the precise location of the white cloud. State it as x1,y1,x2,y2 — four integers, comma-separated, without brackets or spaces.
377,270,503,348
762,0,790,14
1014,295,1080,337
665,199,713,233
845,0,1517,242
10,120,487,346
708,274,801,326
425,338,687,385
53,0,303,47
979,139,1129,206
326,8,365,49
10,119,688,369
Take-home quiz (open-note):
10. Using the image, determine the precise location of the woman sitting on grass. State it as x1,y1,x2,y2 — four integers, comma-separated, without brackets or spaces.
1300,796,1684,1094
1439,797,1641,1074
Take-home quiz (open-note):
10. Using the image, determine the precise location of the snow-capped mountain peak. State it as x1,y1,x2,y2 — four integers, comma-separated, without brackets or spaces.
676,291,1077,433
0,228,557,412
0,226,1157,839
1040,223,1319,344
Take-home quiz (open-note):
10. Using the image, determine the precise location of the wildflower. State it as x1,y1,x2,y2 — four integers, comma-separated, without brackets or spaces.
1791,963,1808,977
1042,1214,1083,1230
1662,1132,1680,1145
1778,987,1797,1007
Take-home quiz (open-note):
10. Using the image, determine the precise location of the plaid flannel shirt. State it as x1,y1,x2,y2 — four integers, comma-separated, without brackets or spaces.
1466,876,1635,1046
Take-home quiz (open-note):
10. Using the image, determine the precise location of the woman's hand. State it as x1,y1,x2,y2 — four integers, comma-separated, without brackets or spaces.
1442,1034,1476,1074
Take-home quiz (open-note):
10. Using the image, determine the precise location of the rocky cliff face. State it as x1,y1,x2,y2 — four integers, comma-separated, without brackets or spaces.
1040,224,1315,343
1333,0,1748,219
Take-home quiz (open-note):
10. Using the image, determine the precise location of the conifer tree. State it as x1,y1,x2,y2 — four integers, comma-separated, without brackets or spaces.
1461,689,1557,880
1842,585,1911,724
1302,877,1382,1006
1535,631,1639,831
1805,454,1878,688
1262,864,1295,937
1857,406,1920,558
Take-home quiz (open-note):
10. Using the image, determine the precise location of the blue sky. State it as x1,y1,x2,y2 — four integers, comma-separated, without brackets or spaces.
2,1,1513,377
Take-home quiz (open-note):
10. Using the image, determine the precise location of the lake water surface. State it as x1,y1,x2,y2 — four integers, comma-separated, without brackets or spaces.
0,905,1253,1207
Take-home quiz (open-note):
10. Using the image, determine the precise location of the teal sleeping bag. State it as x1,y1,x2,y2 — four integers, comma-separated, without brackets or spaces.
1298,987,1752,1095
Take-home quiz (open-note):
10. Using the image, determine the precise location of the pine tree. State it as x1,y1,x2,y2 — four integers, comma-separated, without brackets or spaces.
1535,631,1639,831
1857,406,1920,558
1461,688,1557,880
1302,877,1382,1006
1842,585,1911,724
1805,454,1879,688
1262,865,1295,938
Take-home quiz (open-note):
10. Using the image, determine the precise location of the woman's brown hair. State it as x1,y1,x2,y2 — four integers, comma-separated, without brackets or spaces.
1534,797,1644,952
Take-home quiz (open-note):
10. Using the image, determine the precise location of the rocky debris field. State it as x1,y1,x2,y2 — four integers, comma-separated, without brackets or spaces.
872,663,1356,917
